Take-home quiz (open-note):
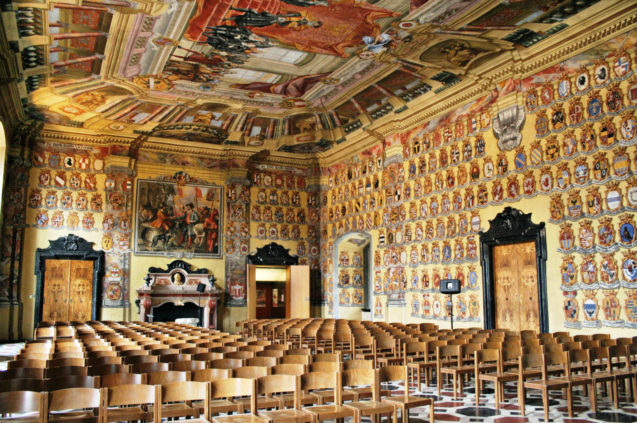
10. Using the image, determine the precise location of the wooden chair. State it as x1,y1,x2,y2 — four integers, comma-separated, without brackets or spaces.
567,348,596,414
209,378,263,421
438,343,482,398
160,381,210,421
379,365,433,423
609,345,637,406
158,353,191,363
308,362,340,373
44,387,101,423
342,369,397,423
103,384,159,423
51,351,84,360
301,371,354,419
99,372,146,388
0,391,46,423
193,352,224,362
474,349,517,410
256,374,312,423
312,353,340,363
519,352,570,421
86,356,121,367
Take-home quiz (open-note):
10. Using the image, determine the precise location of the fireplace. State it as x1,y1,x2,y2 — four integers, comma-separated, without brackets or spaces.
152,302,202,324
137,260,221,329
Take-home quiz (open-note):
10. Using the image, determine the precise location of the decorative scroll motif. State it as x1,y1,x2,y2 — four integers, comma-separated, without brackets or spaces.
248,242,299,266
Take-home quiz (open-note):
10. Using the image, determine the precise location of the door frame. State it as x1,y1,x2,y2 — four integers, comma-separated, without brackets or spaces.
479,207,548,332
34,234,104,327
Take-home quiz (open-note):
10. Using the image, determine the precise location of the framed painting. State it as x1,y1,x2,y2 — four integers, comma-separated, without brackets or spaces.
135,175,223,257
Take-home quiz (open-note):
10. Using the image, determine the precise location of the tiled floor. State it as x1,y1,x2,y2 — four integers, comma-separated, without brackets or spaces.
0,342,635,422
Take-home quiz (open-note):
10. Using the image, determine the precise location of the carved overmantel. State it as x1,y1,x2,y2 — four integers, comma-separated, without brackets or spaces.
137,260,222,329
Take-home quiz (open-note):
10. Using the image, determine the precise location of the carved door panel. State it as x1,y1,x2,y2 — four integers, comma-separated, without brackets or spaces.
493,242,539,332
43,259,94,322
68,260,94,321
43,260,70,321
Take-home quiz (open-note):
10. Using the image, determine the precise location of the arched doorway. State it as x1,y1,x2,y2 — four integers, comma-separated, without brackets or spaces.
332,232,372,319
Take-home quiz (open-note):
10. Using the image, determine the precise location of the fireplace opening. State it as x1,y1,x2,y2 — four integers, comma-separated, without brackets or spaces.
152,302,201,324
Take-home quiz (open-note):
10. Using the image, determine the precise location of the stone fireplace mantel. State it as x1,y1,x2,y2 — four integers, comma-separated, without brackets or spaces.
137,260,221,329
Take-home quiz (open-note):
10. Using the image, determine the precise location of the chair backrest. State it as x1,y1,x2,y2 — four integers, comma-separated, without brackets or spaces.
193,352,224,362
131,362,170,374
475,348,501,373
158,353,191,363
378,365,407,400
104,384,159,420
88,364,130,376
301,371,340,401
0,367,44,380
210,378,255,409
146,370,189,385
99,372,146,388
308,361,340,373
46,375,97,390
233,366,269,379
225,351,254,360
8,359,47,369
45,366,88,379
0,378,46,393
51,351,84,360
210,358,243,370
271,363,306,375
342,368,379,400
47,387,101,420
280,355,310,365
312,353,340,362
124,354,158,365
161,381,210,420
342,359,373,370
192,368,233,382
257,349,284,358
86,356,122,367
246,356,278,368
171,360,207,372
0,390,45,415
257,374,298,407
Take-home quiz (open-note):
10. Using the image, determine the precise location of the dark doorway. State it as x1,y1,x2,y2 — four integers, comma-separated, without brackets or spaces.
256,282,286,318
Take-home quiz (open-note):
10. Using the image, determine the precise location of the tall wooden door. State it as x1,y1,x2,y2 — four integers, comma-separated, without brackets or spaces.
42,259,94,321
493,242,539,332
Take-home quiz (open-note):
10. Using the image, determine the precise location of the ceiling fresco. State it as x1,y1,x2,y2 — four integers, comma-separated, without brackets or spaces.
9,0,613,153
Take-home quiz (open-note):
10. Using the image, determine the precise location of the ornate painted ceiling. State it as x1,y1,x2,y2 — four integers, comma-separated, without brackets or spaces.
6,0,625,154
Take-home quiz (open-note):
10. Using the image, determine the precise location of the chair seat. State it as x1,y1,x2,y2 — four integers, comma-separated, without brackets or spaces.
258,408,313,423
312,389,356,403
212,414,268,423
302,404,354,420
441,364,474,375
236,396,279,411
209,399,241,414
479,371,518,384
524,376,570,390
344,387,372,401
162,402,199,419
382,395,433,408
274,392,319,407
105,406,150,422
344,400,394,416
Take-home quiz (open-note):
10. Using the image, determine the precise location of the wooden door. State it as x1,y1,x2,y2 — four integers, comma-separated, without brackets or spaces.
42,259,94,322
493,242,539,332
68,260,94,321
289,265,309,318
43,260,70,321
256,283,286,319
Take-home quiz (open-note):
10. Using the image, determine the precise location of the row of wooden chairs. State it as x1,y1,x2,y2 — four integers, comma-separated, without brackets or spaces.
0,367,433,423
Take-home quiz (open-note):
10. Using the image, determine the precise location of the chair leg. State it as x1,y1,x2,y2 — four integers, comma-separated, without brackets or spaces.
519,384,526,416
542,388,549,421
494,381,500,411
567,386,573,417
400,405,407,423
475,377,480,406
590,382,597,413
429,400,435,423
